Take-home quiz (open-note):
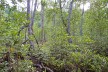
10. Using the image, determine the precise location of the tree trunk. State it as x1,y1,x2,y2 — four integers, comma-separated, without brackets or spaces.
27,0,34,49
80,2,84,36
41,1,45,44
59,0,66,26
31,0,37,26
66,0,74,43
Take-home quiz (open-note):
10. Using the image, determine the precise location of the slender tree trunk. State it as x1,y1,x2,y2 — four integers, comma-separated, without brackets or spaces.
41,1,45,44
52,13,56,26
59,0,66,26
66,0,74,43
80,2,84,36
31,0,37,26
52,0,56,26
27,0,34,49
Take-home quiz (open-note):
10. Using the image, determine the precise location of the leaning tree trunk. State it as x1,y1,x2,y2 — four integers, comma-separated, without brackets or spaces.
59,0,74,43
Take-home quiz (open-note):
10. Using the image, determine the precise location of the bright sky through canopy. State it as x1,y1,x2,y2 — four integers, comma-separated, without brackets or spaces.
80,2,90,11
6,0,90,11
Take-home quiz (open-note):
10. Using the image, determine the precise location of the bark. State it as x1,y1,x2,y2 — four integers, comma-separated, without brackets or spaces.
66,0,74,43
27,0,34,49
31,0,37,26
80,2,84,36
52,13,56,26
18,0,37,46
59,0,66,26
41,1,45,44
52,0,56,26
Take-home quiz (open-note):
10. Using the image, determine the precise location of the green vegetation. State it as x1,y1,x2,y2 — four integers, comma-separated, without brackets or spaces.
0,0,108,72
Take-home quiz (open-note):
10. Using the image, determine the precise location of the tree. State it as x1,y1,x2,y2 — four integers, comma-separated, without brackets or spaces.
27,0,37,49
79,1,84,36
66,0,74,43
40,0,45,44
27,0,34,50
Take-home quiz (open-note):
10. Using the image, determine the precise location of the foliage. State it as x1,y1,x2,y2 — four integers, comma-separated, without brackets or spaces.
0,0,108,72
